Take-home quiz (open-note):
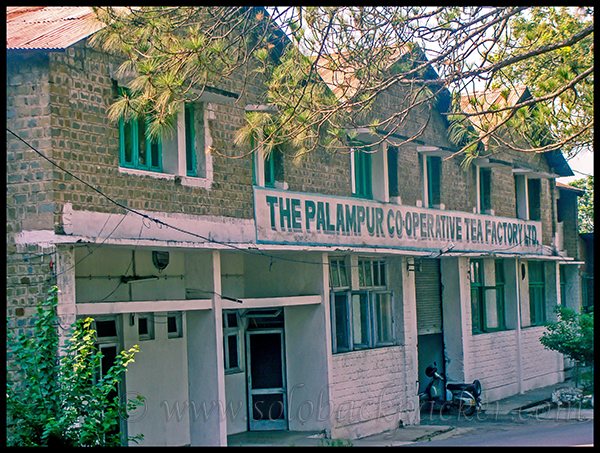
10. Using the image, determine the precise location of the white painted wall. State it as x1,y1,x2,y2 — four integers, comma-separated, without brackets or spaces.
329,347,409,439
224,371,247,435
455,257,564,402
243,251,324,298
285,303,330,432
124,313,190,446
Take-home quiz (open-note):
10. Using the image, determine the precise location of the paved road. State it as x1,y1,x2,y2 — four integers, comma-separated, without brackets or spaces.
413,419,593,446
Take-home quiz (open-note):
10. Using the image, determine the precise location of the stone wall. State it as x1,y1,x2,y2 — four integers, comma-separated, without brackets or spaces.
329,346,414,438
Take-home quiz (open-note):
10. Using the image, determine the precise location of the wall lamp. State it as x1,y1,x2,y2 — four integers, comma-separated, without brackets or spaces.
407,259,422,273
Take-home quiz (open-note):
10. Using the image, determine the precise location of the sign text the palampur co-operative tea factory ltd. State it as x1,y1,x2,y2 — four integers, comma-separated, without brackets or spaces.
253,187,542,254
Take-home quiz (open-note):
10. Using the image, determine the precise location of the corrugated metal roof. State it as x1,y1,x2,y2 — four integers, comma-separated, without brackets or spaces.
556,181,585,194
6,6,106,50
312,46,411,103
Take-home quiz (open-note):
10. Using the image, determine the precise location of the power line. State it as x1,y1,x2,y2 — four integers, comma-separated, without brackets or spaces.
7,127,568,271
6,127,325,267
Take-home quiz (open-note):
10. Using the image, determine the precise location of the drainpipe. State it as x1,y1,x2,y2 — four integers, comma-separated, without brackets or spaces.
515,259,523,394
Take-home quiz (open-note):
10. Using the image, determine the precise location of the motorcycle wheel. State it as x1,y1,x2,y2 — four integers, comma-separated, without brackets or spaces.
459,403,476,417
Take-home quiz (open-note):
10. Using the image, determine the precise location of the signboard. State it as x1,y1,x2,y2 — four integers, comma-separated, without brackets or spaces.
253,187,542,254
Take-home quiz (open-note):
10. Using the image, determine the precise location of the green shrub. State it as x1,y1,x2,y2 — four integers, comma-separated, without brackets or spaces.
6,286,144,446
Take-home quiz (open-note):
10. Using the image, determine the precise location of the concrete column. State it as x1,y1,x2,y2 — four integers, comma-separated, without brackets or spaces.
400,256,419,424
55,244,76,348
505,258,523,394
187,250,227,446
440,257,470,382
321,253,336,437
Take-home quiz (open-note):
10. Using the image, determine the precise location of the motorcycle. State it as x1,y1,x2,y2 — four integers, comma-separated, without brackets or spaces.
419,363,482,416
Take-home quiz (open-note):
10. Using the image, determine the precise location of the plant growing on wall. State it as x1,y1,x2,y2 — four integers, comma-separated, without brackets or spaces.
6,286,144,447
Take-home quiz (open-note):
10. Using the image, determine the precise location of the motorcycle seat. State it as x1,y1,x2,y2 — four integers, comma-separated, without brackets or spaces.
447,382,475,392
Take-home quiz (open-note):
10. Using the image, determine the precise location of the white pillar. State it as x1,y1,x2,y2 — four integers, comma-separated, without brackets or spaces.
187,250,227,446
55,244,76,347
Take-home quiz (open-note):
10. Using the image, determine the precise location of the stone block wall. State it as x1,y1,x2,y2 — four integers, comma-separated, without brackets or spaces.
6,50,57,343
329,346,414,438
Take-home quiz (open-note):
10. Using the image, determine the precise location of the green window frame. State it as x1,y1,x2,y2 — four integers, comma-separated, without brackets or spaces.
264,150,276,188
184,103,196,177
426,155,441,207
527,178,541,221
528,261,546,326
118,88,161,172
471,259,506,333
479,167,492,213
251,138,283,188
559,265,566,305
352,148,373,199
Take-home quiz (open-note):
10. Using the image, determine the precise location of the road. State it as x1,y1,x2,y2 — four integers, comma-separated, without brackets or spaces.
413,418,594,446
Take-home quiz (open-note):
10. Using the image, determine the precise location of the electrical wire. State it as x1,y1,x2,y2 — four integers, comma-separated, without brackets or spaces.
7,127,575,272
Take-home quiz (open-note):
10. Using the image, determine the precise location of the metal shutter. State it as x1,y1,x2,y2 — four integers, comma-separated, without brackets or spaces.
415,258,442,334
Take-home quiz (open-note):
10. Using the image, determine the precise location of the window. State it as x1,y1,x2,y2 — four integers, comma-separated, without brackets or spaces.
91,316,124,440
329,257,349,289
358,259,386,287
223,311,242,373
184,103,197,177
559,265,566,305
119,112,162,172
331,292,351,352
478,167,492,214
471,259,506,333
527,178,541,221
167,312,183,339
374,292,394,344
515,175,542,220
387,146,399,199
137,313,155,341
264,148,284,188
528,261,546,325
422,154,441,208
253,142,284,188
351,147,373,199
330,258,394,353
116,86,211,184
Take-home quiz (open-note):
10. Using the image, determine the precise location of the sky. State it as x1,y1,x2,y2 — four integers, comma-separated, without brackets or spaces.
269,7,593,187
557,149,594,184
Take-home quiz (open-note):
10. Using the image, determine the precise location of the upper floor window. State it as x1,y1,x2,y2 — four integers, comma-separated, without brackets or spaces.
515,173,542,221
119,111,162,172
351,147,373,200
116,86,212,186
424,155,442,208
478,167,492,214
349,134,394,203
184,103,197,177
252,136,284,188
387,146,400,200
527,178,541,221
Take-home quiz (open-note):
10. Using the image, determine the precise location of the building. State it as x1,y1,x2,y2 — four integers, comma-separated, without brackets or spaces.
6,7,585,446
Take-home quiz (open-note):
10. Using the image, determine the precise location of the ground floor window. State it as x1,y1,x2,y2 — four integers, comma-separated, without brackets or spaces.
528,261,546,326
223,311,243,373
471,259,506,333
330,290,394,353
